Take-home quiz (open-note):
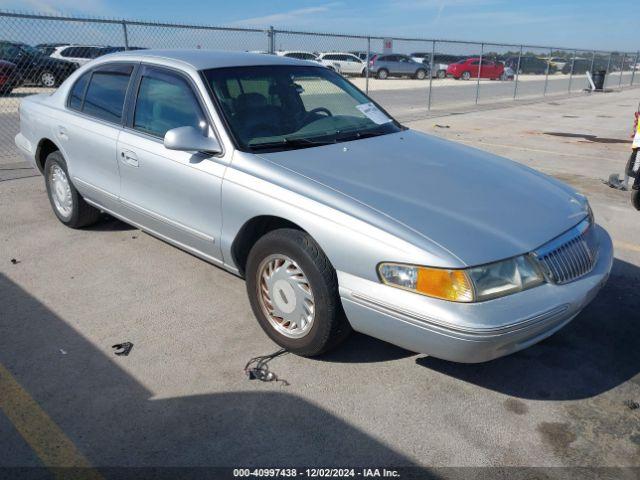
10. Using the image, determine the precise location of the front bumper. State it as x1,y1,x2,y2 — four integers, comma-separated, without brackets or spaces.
338,225,613,363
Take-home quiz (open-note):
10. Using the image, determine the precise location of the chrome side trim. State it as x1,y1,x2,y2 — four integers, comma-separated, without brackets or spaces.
83,197,225,267
119,198,214,243
349,291,569,336
73,177,119,200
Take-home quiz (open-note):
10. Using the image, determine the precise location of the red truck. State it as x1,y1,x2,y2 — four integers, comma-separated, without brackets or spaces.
446,58,504,80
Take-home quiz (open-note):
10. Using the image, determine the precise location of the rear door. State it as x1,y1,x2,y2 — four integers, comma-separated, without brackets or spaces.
61,62,135,211
116,64,225,262
397,56,414,75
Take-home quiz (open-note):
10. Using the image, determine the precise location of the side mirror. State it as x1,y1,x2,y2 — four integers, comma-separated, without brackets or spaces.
164,126,222,154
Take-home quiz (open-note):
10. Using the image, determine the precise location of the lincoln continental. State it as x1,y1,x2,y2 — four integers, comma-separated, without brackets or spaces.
15,50,613,362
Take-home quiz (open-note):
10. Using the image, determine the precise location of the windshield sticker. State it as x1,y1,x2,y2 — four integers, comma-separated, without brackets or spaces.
355,102,392,125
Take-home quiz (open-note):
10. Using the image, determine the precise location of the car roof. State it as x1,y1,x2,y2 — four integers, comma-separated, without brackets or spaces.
108,49,311,70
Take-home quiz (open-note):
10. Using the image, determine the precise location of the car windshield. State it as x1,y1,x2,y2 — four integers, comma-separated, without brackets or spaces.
202,65,403,152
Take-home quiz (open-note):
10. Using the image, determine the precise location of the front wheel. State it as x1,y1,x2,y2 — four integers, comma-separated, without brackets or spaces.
414,69,427,80
376,69,389,80
44,151,101,228
461,71,471,80
245,229,351,356
632,190,640,211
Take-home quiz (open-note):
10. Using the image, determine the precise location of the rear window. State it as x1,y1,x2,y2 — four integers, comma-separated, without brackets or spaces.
68,72,90,110
68,64,133,123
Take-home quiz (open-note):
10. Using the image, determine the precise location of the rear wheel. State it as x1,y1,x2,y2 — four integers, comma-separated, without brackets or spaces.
377,68,389,80
44,151,101,228
245,228,351,356
461,71,471,80
414,68,427,80
437,70,446,79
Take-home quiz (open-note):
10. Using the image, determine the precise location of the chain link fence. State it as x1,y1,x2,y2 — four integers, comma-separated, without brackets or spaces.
1,10,639,159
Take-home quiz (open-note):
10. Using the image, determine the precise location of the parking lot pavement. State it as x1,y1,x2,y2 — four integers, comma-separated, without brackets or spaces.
1,89,640,472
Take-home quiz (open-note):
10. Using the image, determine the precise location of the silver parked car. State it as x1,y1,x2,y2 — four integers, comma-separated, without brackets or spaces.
15,50,613,362
368,53,429,79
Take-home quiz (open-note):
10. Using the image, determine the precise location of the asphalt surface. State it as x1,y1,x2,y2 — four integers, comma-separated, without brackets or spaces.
1,85,640,474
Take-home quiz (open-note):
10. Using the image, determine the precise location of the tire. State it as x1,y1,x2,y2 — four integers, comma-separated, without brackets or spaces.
39,70,58,88
461,71,471,80
414,68,427,80
625,150,638,177
44,151,101,228
632,190,640,211
376,68,389,80
245,228,352,356
437,70,446,79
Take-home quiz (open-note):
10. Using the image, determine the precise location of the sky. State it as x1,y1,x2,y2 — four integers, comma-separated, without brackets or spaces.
1,0,637,51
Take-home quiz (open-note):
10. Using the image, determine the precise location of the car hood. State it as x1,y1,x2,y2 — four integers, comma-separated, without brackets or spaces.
257,130,588,267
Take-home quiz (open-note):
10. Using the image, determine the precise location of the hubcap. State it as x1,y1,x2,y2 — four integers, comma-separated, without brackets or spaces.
41,72,55,87
257,254,315,339
49,164,73,218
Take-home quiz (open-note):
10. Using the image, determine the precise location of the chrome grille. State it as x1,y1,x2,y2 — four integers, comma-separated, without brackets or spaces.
534,219,599,285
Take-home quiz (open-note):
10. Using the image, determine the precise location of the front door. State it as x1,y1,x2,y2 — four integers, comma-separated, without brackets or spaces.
117,65,225,263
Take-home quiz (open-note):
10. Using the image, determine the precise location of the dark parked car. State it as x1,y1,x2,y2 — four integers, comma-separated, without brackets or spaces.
561,58,609,75
0,59,16,95
505,56,556,75
0,41,78,88
368,54,430,79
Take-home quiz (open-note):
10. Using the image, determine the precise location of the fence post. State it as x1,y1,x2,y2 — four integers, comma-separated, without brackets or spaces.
618,53,626,89
122,20,129,50
589,50,596,74
543,47,552,96
631,51,639,86
605,52,612,89
427,40,435,111
475,42,484,104
567,50,576,94
267,26,275,54
365,36,370,95
513,45,522,100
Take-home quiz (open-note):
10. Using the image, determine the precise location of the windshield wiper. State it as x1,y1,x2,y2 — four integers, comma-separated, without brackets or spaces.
334,129,388,142
249,136,335,151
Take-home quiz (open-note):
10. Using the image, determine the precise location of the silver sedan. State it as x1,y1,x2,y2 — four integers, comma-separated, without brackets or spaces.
15,50,613,362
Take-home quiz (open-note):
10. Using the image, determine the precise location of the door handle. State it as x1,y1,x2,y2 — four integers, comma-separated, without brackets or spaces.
120,150,139,167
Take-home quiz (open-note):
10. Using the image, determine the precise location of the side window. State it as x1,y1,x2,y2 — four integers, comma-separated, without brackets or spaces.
82,64,133,123
133,69,206,138
68,71,91,110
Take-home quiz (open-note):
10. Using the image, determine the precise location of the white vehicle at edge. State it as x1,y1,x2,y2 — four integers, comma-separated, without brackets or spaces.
317,53,365,76
49,45,107,67
276,51,341,73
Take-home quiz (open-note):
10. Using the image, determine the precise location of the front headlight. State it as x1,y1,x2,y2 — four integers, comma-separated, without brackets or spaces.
378,255,544,303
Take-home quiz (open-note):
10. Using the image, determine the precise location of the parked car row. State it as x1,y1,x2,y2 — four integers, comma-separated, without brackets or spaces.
0,41,145,94
0,41,630,93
